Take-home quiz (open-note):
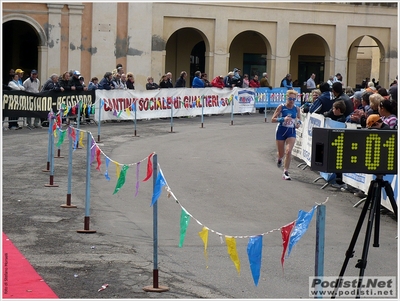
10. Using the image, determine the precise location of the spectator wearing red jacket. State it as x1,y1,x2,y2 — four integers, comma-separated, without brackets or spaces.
211,75,225,89
249,75,260,88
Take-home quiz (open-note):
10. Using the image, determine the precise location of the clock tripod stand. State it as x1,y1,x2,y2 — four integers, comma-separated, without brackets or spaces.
331,174,397,299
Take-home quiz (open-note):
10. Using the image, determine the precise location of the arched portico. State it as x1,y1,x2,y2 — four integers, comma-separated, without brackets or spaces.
2,14,47,83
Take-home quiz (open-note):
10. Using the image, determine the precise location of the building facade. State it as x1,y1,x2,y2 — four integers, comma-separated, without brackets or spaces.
2,2,398,90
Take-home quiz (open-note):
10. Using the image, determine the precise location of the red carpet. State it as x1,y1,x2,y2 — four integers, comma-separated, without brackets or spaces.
2,232,58,299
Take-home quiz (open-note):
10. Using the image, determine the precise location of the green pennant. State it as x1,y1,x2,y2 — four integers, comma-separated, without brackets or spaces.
113,164,129,194
178,209,191,248
117,110,123,118
56,130,66,147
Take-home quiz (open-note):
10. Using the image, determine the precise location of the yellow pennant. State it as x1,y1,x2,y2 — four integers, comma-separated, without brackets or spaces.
83,104,87,111
125,107,130,116
198,227,209,268
115,163,121,178
79,131,85,148
225,236,240,275
64,108,69,116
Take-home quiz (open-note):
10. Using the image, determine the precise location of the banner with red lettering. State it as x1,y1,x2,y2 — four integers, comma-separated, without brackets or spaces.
94,87,255,121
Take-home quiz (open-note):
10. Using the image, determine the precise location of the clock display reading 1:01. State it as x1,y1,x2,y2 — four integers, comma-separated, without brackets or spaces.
311,128,397,174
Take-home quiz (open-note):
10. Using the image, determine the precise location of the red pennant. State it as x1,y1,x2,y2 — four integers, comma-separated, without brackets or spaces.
52,122,57,132
70,127,76,141
96,147,102,171
142,153,154,182
281,221,295,271
56,114,62,127
71,106,76,115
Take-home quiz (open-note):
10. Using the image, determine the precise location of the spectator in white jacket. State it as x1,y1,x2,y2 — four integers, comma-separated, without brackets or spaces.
7,73,25,130
8,73,25,91
23,69,42,129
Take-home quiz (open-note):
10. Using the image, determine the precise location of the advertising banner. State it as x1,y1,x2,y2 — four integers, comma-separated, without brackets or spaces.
2,90,94,119
94,87,255,121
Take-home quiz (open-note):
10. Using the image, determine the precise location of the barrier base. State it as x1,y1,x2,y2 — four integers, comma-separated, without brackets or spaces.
60,204,77,208
42,169,50,172
76,229,97,233
143,285,169,292
45,183,59,187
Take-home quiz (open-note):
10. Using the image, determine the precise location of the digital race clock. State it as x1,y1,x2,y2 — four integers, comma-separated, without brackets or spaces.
311,128,397,174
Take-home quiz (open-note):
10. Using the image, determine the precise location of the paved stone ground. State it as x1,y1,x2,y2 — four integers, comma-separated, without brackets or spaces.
2,114,397,299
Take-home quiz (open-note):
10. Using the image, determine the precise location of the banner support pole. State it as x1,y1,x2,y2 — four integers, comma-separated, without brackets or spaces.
45,116,59,187
42,113,51,172
314,204,326,298
143,154,169,293
97,99,102,142
77,132,96,233
201,96,204,128
170,101,174,133
61,130,77,208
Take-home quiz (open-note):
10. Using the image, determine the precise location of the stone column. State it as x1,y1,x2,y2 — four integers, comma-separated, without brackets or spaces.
204,52,214,79
46,4,63,78
333,23,348,86
274,20,290,86
378,58,389,89
211,17,229,77
90,3,118,79
126,2,152,90
67,4,84,73
347,46,358,88
37,46,48,88
386,25,398,88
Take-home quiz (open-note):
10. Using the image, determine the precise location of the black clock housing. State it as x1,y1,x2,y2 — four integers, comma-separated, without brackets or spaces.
311,128,397,174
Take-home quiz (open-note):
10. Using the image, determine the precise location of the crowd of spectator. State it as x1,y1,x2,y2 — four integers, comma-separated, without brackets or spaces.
4,65,398,137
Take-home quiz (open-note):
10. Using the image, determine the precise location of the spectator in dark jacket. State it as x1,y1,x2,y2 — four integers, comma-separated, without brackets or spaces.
146,76,159,90
223,72,235,88
175,71,187,88
126,72,135,89
324,82,353,119
98,72,114,90
201,73,212,87
59,71,72,91
309,82,333,114
41,74,63,92
69,70,87,91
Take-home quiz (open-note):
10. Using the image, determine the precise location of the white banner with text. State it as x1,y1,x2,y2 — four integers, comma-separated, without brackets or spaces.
94,87,255,121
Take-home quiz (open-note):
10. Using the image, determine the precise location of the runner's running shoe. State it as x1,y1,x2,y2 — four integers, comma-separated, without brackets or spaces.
282,170,291,180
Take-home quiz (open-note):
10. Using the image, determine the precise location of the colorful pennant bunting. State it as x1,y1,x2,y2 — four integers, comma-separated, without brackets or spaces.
142,153,154,182
104,157,111,181
280,221,295,270
247,235,263,286
179,209,190,248
113,164,129,194
135,162,140,197
150,170,166,206
96,147,101,171
225,236,240,275
198,227,209,268
56,130,66,147
287,207,316,257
